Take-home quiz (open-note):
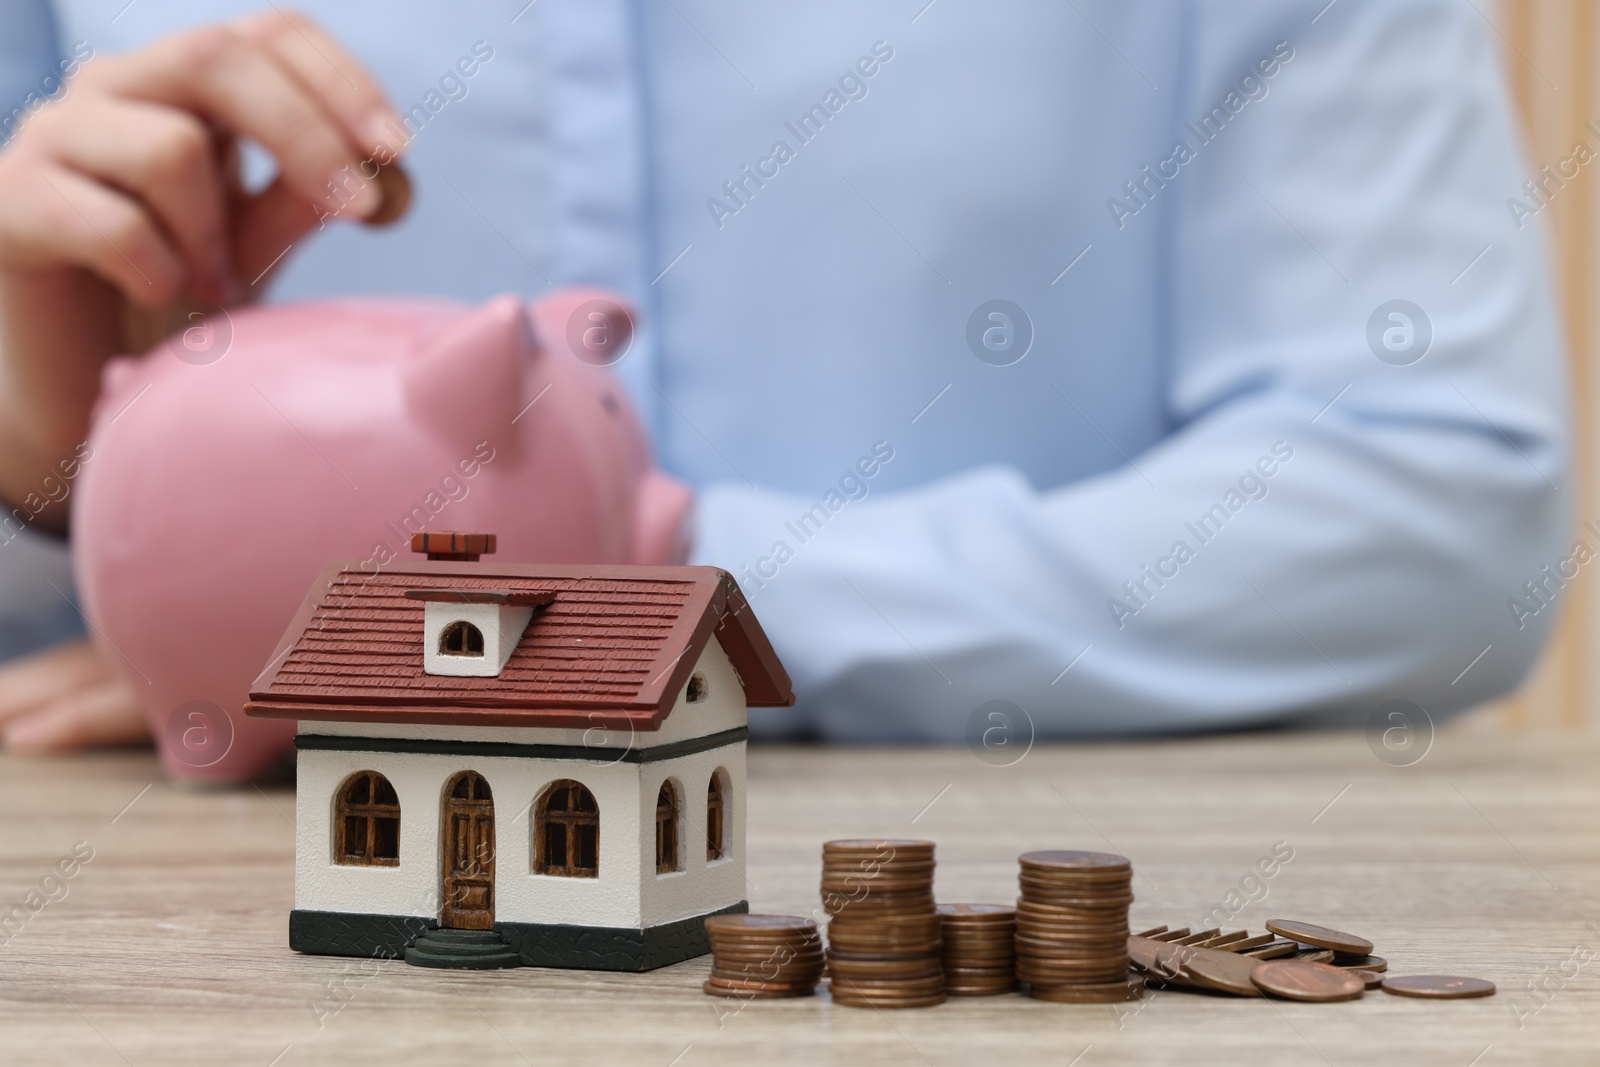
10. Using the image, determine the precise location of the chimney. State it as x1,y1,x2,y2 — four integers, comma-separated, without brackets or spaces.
412,531,497,562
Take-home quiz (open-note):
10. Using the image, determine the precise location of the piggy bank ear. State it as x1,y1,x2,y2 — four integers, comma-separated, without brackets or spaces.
403,295,532,455
527,288,635,367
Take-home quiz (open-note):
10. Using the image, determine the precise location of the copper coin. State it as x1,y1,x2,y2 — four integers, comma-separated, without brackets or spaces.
827,932,942,950
1348,969,1386,990
824,839,935,854
1213,933,1276,953
1171,929,1223,946
1143,943,1198,984
705,975,819,993
1133,925,1168,938
1029,979,1143,1003
942,950,1016,964
1019,966,1130,985
703,980,815,999
830,974,945,995
362,162,412,227
712,947,825,961
1180,947,1263,997
1194,931,1249,949
1381,975,1496,999
1017,960,1129,978
710,945,823,960
707,914,818,935
1293,949,1336,964
938,903,1015,916
1126,936,1165,972
827,899,937,918
941,949,1016,963
711,955,821,969
1265,920,1374,956
1242,940,1299,959
1251,960,1365,1002
943,966,1017,978
830,946,941,961
1330,955,1387,972
830,993,947,1009
1149,928,1191,942
1019,850,1131,870
827,958,942,976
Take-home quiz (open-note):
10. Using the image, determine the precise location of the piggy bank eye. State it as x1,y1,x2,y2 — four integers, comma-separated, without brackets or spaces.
600,392,620,416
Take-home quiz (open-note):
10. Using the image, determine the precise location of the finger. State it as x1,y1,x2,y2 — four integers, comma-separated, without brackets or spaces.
0,163,186,306
0,639,108,723
236,8,404,157
1,676,150,753
95,26,383,219
35,98,230,303
231,174,324,295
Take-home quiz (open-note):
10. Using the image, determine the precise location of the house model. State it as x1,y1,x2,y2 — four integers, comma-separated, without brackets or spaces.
244,532,794,970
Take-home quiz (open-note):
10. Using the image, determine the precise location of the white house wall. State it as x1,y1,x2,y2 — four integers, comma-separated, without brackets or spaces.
295,739,747,931
300,638,748,751
638,745,748,928
296,749,643,928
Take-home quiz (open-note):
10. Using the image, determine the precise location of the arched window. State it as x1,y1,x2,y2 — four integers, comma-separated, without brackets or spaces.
655,782,681,874
335,771,400,866
706,771,727,861
535,780,598,877
439,620,484,656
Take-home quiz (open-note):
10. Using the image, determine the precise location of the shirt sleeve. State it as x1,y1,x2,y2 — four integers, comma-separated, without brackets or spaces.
0,2,84,662
692,0,1570,740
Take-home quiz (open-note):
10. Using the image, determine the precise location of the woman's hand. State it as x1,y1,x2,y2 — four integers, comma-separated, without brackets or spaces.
0,638,147,752
0,10,404,533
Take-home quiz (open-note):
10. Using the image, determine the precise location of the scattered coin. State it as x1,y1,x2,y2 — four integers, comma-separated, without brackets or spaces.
1181,947,1264,997
1381,975,1496,999
1251,960,1365,1002
1330,954,1387,972
1242,940,1299,959
1348,969,1386,990
1265,920,1374,956
1172,928,1223,945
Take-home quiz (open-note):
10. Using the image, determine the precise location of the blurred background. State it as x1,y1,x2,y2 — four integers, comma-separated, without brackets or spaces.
1489,2,1600,729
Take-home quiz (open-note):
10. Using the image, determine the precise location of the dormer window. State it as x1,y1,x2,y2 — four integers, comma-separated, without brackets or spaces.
687,672,708,703
405,588,555,678
439,620,485,657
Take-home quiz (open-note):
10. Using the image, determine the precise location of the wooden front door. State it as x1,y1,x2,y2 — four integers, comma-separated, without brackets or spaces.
441,771,495,930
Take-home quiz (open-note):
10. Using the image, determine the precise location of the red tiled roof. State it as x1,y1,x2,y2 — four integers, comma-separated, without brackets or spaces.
244,562,793,730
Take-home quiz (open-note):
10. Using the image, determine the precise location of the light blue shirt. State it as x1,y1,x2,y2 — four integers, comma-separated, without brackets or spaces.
0,1,1569,739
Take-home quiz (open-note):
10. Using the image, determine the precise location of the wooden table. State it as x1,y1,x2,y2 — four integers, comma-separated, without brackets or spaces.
2,727,1596,1066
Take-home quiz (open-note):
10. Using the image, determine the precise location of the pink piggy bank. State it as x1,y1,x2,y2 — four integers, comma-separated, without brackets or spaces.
72,291,693,783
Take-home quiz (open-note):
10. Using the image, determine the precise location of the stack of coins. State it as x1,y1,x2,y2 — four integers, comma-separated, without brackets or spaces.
1015,850,1140,1003
703,914,826,998
937,903,1018,995
822,839,946,1009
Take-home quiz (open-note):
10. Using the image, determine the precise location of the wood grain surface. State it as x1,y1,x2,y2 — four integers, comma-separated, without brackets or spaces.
1,728,1596,1065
